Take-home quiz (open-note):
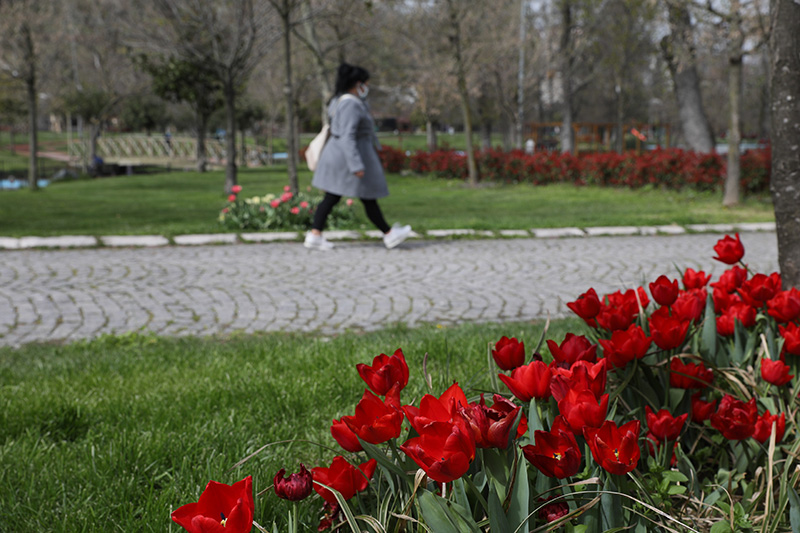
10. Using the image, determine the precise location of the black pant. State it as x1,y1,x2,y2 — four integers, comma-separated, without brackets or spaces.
312,192,391,233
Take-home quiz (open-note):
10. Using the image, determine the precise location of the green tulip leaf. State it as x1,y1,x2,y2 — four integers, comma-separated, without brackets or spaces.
701,293,718,361
359,439,411,488
507,452,529,533
788,487,800,532
418,490,481,533
488,483,511,533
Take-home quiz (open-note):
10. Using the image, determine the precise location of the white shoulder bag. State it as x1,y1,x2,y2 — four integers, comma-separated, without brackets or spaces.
305,94,357,171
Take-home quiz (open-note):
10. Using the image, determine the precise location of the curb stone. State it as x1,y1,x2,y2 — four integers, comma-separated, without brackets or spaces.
0,223,777,251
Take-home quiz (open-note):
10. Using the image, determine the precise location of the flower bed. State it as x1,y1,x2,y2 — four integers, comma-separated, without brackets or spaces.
218,185,359,231
172,234,800,532
379,145,770,193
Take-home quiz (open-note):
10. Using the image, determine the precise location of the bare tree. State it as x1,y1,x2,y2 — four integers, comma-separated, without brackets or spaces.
770,0,800,288
444,0,479,185
703,0,769,206
146,0,278,194
660,0,715,152
0,1,57,190
270,0,303,194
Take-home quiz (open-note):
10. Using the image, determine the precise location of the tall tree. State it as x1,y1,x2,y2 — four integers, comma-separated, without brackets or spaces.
148,0,277,194
444,0,479,186
704,0,769,206
0,1,57,190
660,0,715,152
270,0,302,194
769,0,800,288
142,57,223,172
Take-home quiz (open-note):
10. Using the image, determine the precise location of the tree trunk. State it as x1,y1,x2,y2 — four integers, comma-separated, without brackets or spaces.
447,0,478,185
26,75,39,191
516,0,526,150
196,110,208,172
615,82,624,154
223,77,238,194
282,1,299,195
769,0,800,288
723,55,742,206
240,128,247,168
300,0,332,126
480,120,492,150
426,119,437,151
22,23,38,191
660,1,715,153
559,0,575,155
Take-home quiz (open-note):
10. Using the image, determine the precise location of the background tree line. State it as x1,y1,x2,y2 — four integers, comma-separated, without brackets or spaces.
0,0,797,281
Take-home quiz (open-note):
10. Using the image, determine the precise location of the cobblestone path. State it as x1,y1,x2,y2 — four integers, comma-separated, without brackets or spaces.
0,233,778,347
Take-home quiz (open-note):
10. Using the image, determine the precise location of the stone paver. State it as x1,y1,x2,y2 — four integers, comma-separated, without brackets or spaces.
0,232,779,347
101,235,170,247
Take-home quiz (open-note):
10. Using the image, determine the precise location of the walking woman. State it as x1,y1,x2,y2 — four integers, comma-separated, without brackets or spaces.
305,63,412,251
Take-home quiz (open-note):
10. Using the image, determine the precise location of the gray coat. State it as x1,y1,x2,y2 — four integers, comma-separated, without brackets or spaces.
311,95,389,199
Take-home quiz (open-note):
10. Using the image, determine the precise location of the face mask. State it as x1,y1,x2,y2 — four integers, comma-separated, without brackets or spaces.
357,83,369,100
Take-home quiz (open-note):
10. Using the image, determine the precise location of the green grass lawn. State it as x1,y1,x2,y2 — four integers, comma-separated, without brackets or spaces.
0,319,582,532
0,163,774,237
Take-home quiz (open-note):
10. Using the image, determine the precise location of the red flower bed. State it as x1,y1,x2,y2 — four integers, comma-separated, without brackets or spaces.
382,146,771,193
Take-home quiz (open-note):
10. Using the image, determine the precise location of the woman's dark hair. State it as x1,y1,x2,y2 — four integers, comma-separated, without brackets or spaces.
334,63,370,95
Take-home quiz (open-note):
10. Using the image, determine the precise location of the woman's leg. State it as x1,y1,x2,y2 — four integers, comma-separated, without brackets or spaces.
361,198,391,233
311,192,342,234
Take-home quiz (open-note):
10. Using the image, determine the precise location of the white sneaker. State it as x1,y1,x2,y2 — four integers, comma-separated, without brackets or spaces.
304,232,334,251
383,224,412,249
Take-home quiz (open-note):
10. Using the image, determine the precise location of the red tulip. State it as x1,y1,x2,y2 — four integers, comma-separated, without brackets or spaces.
753,410,786,444
779,323,800,356
330,417,362,452
491,336,526,371
716,303,757,336
584,419,641,475
461,394,523,449
522,415,581,478
649,275,680,306
713,286,741,314
274,464,313,501
670,357,713,389
537,497,570,523
598,324,652,369
557,389,609,434
595,288,648,331
710,395,757,440
312,456,377,504
767,288,800,323
738,273,781,307
648,307,690,350
547,333,598,367
671,289,706,323
690,393,716,423
595,305,636,331
712,233,745,264
498,360,552,402
231,185,242,193
550,359,607,401
403,382,469,432
227,194,237,202
645,406,688,441
400,419,476,483
356,348,409,396
171,476,254,533
761,357,794,386
711,266,748,294
566,288,602,322
683,268,711,290
343,386,403,445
